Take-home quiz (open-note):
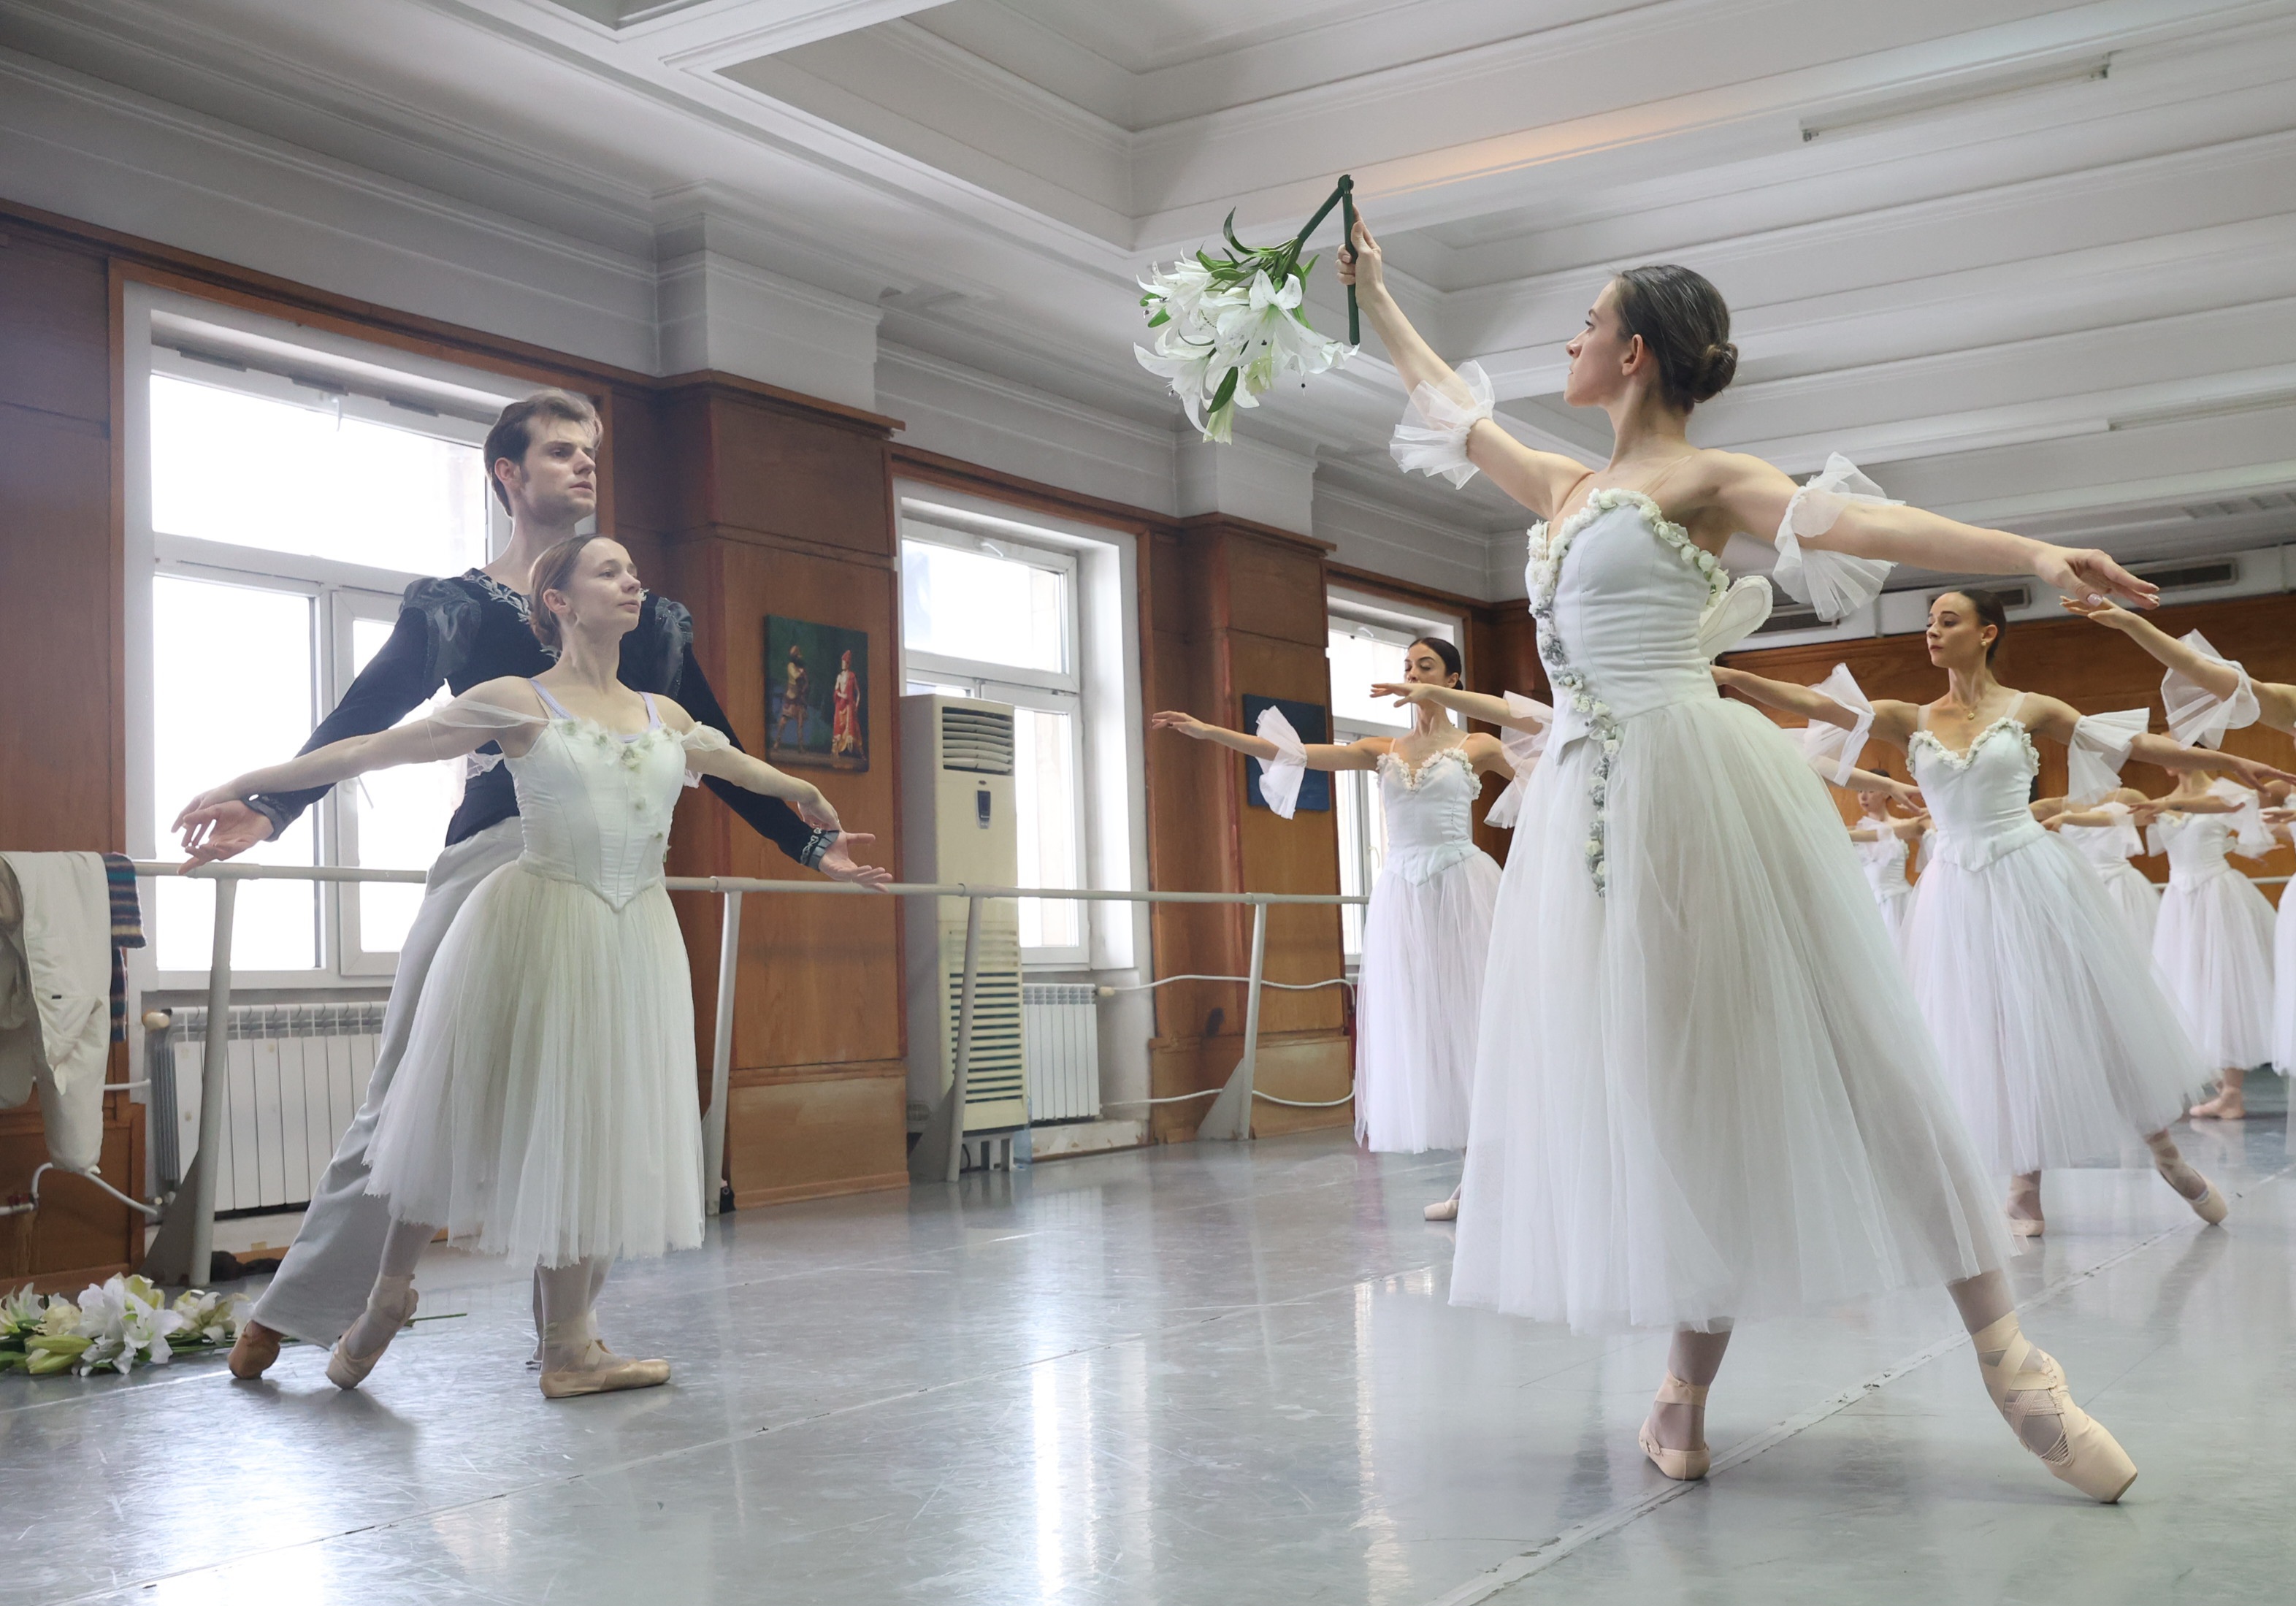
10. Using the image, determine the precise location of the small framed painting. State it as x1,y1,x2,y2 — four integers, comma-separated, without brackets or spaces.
765,616,869,772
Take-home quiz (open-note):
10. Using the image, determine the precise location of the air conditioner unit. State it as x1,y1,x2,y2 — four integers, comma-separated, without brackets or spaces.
900,695,1029,1136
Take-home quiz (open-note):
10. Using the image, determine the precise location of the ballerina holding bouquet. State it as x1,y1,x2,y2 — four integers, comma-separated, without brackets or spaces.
178,535,840,1399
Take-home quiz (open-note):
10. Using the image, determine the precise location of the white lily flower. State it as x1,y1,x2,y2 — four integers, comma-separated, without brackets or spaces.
1,1284,44,1334
73,1274,185,1374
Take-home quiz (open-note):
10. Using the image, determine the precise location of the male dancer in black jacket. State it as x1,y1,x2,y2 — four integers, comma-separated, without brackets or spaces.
175,389,889,1378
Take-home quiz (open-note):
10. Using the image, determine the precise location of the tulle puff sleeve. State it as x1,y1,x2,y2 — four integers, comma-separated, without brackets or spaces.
2090,800,2146,862
1389,361,1496,489
1773,454,1899,622
1254,706,1308,820
2161,630,2259,749
679,722,732,789
1799,663,1876,784
2066,708,2148,806
2213,778,2274,859
1482,692,1554,830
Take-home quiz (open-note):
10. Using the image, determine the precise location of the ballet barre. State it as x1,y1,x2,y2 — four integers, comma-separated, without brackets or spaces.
110,860,1366,1286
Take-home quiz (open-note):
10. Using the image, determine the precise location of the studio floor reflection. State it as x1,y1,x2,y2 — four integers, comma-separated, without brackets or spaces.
5,1117,2292,1605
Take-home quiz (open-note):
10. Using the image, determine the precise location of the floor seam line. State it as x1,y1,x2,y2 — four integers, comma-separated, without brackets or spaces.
1418,1165,2289,1606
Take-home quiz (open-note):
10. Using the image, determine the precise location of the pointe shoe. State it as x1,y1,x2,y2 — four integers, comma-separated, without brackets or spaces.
2006,1214,2046,1238
1637,1373,1711,1481
2159,1163,2229,1226
227,1318,283,1380
539,1339,670,1399
326,1282,417,1391
1423,1196,1459,1222
1972,1315,2136,1503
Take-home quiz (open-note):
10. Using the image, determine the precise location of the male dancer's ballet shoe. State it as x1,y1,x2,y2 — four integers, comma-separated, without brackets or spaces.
326,1280,417,1391
227,1318,283,1380
1637,1373,1711,1481
1423,1194,1459,1222
539,1340,670,1399
1972,1315,2136,1503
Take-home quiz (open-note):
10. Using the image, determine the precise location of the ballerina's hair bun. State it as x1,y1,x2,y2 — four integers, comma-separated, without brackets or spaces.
1612,264,1738,412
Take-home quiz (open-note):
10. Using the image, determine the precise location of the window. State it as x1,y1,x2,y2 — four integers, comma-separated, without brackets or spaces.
1326,594,1462,963
127,288,527,980
901,526,1087,960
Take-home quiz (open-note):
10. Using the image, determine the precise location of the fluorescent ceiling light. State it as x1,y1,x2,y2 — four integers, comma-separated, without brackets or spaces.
1800,54,2112,142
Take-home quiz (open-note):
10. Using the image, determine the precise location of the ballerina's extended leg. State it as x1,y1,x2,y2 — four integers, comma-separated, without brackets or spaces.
2144,1130,2228,1223
326,1216,432,1389
1949,1272,2136,1502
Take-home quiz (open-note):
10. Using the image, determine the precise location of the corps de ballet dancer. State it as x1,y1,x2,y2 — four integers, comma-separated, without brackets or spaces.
1723,590,2287,1244
2040,787,2162,945
2146,774,2277,1119
1152,637,1545,1221
2064,598,2296,1120
1848,789,1927,952
1336,210,2277,1502
180,535,841,1397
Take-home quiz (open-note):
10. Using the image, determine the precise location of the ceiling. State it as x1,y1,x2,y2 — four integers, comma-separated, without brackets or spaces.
8,0,2296,585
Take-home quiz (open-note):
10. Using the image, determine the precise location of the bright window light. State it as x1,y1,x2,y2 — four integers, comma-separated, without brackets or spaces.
150,374,488,574
348,617,460,955
901,541,1066,673
1327,628,1415,731
152,575,318,971
1014,706,1081,951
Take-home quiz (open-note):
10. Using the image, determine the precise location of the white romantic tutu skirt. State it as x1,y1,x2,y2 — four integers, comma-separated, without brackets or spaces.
1355,847,1500,1152
2093,860,2162,949
366,865,706,1268
2154,870,2276,1070
2276,890,2296,1074
1451,698,2005,1335
1903,840,2198,1175
1873,884,1917,955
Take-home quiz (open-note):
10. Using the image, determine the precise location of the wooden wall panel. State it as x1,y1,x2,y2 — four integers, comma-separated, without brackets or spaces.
703,393,893,556
724,1072,907,1208
0,224,141,1282
1722,593,2296,894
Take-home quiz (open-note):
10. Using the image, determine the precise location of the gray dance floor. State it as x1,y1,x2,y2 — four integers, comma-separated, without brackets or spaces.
9,1117,2292,1605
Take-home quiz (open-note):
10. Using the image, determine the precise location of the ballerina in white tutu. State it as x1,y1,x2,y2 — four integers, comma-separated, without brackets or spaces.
2063,598,2296,1117
2039,788,2162,946
1722,592,2285,1244
1341,205,2287,1502
1845,787,1926,951
183,535,842,1398
2146,773,2278,1119
1152,638,1543,1220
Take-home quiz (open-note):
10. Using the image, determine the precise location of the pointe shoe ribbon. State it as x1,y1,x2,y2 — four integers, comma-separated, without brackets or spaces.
1637,1372,1711,1481
1972,1315,2136,1503
326,1282,417,1391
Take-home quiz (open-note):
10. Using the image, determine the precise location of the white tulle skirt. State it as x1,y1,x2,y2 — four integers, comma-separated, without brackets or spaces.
1903,839,2198,1175
1355,848,1500,1152
1873,883,1917,955
2092,860,2162,949
1451,697,2005,1336
2154,869,2276,1070
2276,892,2296,1074
366,865,706,1268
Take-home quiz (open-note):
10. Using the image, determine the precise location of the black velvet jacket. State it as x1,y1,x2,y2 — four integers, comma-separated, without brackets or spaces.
247,570,830,866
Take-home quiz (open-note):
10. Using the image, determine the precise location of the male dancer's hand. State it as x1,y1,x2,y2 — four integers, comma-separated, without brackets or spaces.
174,798,273,868
816,832,894,890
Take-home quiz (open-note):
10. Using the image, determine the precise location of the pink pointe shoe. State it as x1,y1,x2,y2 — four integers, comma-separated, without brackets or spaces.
326,1280,417,1391
1973,1315,2137,1503
1637,1373,1711,1481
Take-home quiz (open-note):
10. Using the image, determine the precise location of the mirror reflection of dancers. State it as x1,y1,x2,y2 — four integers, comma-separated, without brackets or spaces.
2039,788,2162,945
182,536,833,1396
2063,599,2296,1122
1346,208,2207,1502
1152,639,1544,1223
1723,591,2287,1245
2146,772,2277,1121
175,391,892,1383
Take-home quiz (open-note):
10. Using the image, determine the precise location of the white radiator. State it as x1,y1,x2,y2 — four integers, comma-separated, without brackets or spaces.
1022,984,1100,1123
160,1003,386,1215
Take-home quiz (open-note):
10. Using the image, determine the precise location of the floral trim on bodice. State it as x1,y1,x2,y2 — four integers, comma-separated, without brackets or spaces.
1377,745,1477,791
1907,719,2039,776
1528,489,1729,896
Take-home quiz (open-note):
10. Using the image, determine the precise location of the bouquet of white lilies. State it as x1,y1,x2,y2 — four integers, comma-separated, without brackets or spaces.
1136,176,1359,443
1,1276,245,1377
